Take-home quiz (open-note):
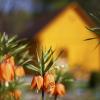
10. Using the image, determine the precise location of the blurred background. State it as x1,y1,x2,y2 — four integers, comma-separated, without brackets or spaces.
0,0,100,100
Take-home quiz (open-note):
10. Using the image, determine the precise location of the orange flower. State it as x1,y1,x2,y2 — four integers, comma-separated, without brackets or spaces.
54,83,66,96
14,90,22,100
9,90,22,100
0,68,2,81
31,75,43,90
6,56,15,67
44,73,55,90
46,82,55,95
15,66,25,77
0,56,15,81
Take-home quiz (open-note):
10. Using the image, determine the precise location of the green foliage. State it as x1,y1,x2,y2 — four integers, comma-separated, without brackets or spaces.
88,13,100,35
85,14,100,48
26,47,57,76
0,32,33,66
55,69,74,89
0,32,32,100
0,78,26,100
78,0,100,44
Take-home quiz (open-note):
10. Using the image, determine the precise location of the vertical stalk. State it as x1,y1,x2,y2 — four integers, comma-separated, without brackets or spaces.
42,89,44,100
99,38,100,71
54,95,58,100
42,74,45,100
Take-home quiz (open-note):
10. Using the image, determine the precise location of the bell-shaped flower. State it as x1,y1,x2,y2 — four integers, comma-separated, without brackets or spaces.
44,73,55,90
15,66,25,77
54,83,66,96
31,75,43,90
0,56,15,82
46,82,55,95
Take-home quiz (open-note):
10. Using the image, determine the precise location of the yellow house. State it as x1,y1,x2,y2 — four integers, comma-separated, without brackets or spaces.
37,3,99,71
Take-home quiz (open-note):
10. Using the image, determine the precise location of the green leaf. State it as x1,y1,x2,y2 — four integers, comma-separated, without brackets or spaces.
41,50,45,75
0,33,5,42
44,47,52,58
44,50,55,63
88,27,100,34
26,64,40,72
90,13,100,24
45,59,54,73
84,37,97,41
54,50,63,61
22,59,32,65
7,35,17,44
11,44,27,54
36,49,41,66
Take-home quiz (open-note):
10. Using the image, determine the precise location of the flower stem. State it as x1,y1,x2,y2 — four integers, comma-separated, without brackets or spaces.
42,89,44,100
42,74,45,100
54,95,58,100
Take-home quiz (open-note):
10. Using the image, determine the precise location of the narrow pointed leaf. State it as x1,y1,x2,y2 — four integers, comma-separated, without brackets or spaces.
44,47,52,58
12,44,27,54
41,50,45,75
45,59,54,73
7,35,17,44
26,64,40,72
44,50,55,63
84,37,97,41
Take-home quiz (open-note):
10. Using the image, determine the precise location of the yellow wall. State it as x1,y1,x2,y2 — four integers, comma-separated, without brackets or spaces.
38,3,99,71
